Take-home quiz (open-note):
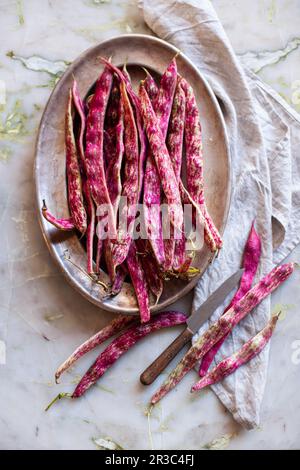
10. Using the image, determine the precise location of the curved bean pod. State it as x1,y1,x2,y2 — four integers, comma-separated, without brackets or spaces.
143,68,159,102
126,241,150,324
143,59,178,267
41,201,74,230
139,85,183,230
151,262,294,404
180,77,222,252
143,154,165,266
82,179,96,274
192,313,279,392
165,82,186,271
136,238,163,302
103,79,124,280
72,80,96,274
55,315,136,383
105,80,124,214
111,265,127,296
100,58,147,200
111,81,139,270
85,64,117,239
199,221,261,376
65,89,87,234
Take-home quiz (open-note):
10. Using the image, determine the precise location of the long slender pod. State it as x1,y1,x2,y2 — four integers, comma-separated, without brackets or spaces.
111,81,139,270
105,80,124,214
42,85,91,233
126,241,151,323
192,314,280,392
141,69,162,264
55,315,136,383
65,89,87,234
143,154,165,266
100,58,147,200
143,68,159,102
95,238,103,274
180,77,222,251
85,64,117,239
42,201,75,230
143,59,178,267
103,79,125,280
72,80,96,274
72,311,187,397
82,179,96,274
199,222,261,376
165,82,186,270
136,238,163,302
111,265,127,296
151,263,294,404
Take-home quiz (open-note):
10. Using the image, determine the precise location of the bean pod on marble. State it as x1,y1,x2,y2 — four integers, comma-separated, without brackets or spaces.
151,262,294,404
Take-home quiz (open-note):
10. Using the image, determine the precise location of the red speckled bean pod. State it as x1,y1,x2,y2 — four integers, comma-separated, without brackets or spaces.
111,81,139,270
143,154,165,266
180,192,217,255
100,58,147,200
41,200,74,230
180,77,222,252
173,233,186,271
55,315,136,383
103,80,125,280
105,80,124,214
139,85,183,230
154,58,177,138
142,70,160,260
136,102,147,200
143,59,178,267
136,238,163,302
167,81,185,182
72,80,96,274
95,239,103,275
95,77,123,275
65,89,87,234
50,87,86,239
71,80,85,165
151,263,294,404
192,313,280,392
72,311,187,397
143,68,159,102
85,64,117,239
122,63,131,82
82,179,96,274
199,221,261,376
111,265,127,296
126,241,150,323
164,82,186,271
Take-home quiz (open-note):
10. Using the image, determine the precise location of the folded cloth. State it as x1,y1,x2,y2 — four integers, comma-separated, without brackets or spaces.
140,0,300,429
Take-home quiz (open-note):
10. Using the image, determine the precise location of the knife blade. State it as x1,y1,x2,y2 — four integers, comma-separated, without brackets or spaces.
186,268,244,334
140,268,244,386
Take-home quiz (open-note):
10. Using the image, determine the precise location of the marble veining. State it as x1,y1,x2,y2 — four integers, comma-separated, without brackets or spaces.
0,0,299,450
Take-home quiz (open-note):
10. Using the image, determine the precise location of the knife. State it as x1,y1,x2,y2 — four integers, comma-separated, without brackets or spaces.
140,269,244,386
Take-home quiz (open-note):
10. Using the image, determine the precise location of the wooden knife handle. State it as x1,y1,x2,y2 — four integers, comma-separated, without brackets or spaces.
140,328,193,386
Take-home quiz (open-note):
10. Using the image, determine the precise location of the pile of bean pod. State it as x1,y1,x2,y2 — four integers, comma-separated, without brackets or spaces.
45,223,294,407
42,56,223,323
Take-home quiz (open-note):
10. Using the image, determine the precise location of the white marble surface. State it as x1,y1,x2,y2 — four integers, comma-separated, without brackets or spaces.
0,0,300,450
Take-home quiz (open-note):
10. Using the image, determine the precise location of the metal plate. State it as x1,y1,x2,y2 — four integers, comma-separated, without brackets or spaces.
34,34,231,315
